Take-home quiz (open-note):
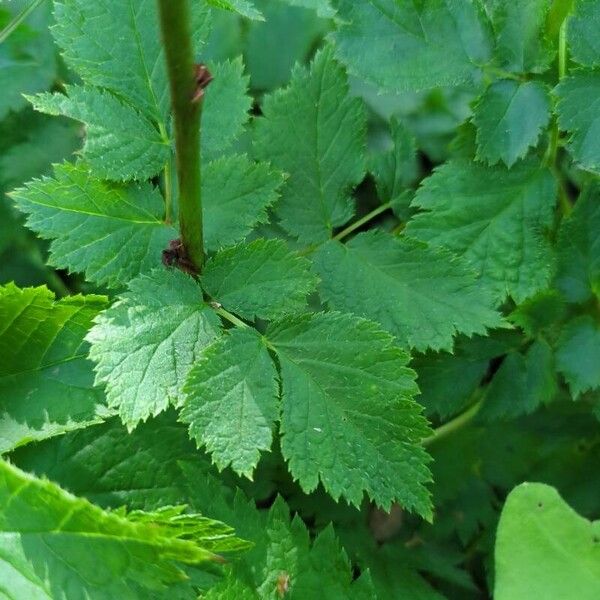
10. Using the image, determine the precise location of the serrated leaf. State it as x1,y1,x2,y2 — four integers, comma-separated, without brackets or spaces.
332,0,491,92
556,72,600,173
0,458,243,599
267,312,432,515
0,284,110,454
567,0,600,67
201,239,317,321
556,316,600,398
473,80,551,167
11,163,176,288
203,155,285,250
491,0,554,73
371,118,419,205
254,45,366,243
181,328,278,477
495,483,600,600
29,86,169,181
206,0,263,20
556,184,600,303
407,160,557,303
0,1,56,119
313,232,503,352
202,59,252,160
87,269,221,429
52,0,210,123
481,340,557,420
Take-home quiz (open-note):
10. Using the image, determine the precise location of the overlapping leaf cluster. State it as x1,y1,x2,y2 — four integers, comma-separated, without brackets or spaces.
1,0,600,597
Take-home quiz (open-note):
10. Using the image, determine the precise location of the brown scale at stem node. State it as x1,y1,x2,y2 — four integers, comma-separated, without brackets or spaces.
193,64,213,103
162,238,198,275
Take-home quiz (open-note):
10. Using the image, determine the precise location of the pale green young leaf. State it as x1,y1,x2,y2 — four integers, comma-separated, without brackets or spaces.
556,316,600,398
0,284,110,454
567,0,600,67
267,312,432,515
203,155,285,250
556,72,600,173
0,458,243,600
407,161,557,303
52,0,210,123
206,0,263,20
313,232,504,352
490,0,554,73
11,163,176,289
481,340,557,420
29,86,170,181
87,269,221,429
181,328,278,478
202,59,252,160
473,80,551,167
254,45,366,243
495,483,600,600
556,184,600,303
201,239,318,321
0,1,56,119
371,118,419,204
332,0,492,92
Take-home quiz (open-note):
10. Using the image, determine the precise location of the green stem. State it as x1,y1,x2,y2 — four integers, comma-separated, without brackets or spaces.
157,0,204,270
423,398,483,447
215,306,249,329
558,19,568,80
159,123,173,224
333,202,392,242
0,0,44,44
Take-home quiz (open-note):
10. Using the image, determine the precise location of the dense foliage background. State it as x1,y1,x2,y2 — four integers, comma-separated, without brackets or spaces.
1,0,600,598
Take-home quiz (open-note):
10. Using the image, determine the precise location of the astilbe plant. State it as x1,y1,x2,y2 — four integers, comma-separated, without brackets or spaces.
0,0,600,598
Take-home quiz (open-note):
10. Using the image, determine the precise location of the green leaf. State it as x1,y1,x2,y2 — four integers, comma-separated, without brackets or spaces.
371,118,419,205
87,269,221,429
332,0,492,92
244,0,329,91
206,0,263,20
0,458,244,599
202,59,252,160
0,284,109,454
313,232,503,352
556,72,600,174
181,328,278,478
407,160,557,303
567,0,600,67
277,0,335,18
203,155,285,250
11,163,176,288
556,316,600,398
267,312,433,516
473,80,551,167
495,482,600,600
52,0,210,123
254,45,366,243
201,239,317,321
0,1,56,119
556,184,600,303
256,499,375,599
29,86,169,181
412,335,513,419
481,340,557,420
491,0,554,73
